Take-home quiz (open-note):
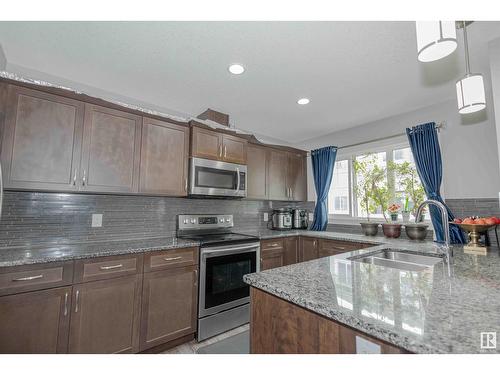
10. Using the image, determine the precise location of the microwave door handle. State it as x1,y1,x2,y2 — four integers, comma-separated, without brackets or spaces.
236,168,240,193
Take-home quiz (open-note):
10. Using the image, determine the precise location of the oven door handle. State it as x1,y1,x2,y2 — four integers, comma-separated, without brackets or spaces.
201,244,260,257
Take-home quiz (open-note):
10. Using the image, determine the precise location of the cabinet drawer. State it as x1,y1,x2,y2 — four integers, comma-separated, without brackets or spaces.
319,239,362,253
144,247,198,273
261,238,284,252
0,262,73,296
74,254,143,283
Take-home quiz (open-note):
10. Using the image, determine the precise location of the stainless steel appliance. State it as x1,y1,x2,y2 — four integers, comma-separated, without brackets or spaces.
292,209,309,229
271,208,292,230
177,214,259,341
189,157,247,198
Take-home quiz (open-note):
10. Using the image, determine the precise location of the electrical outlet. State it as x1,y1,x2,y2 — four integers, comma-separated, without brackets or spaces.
263,212,269,222
91,214,103,228
308,213,314,222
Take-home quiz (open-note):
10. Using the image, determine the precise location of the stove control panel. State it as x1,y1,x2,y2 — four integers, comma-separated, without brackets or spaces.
178,214,234,230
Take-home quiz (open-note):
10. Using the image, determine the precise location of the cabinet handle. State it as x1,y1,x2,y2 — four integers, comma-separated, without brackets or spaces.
271,243,279,247
219,145,223,158
75,290,80,313
12,274,43,282
82,170,86,186
64,292,69,316
224,146,227,158
72,170,77,186
164,256,182,261
289,188,293,199
100,264,123,270
194,269,198,287
185,178,188,192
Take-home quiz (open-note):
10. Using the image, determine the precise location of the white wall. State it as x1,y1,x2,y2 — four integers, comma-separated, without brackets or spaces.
489,38,500,184
299,78,500,200
0,44,6,70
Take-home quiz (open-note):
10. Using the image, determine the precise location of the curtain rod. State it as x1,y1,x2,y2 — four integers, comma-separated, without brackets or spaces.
307,121,445,154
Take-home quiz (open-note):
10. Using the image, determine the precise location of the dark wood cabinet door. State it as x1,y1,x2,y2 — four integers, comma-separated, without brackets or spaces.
222,134,247,164
0,85,84,191
139,117,189,196
191,126,222,161
0,286,71,353
69,275,142,354
283,236,299,266
261,249,284,271
299,237,318,262
139,266,198,351
80,104,141,193
288,152,307,201
246,144,268,199
268,149,289,200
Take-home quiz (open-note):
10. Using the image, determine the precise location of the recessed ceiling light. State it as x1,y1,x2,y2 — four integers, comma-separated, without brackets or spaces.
297,98,310,105
228,64,245,75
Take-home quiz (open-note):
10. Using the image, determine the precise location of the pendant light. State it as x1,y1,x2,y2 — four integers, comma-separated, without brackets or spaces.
455,21,486,114
416,21,457,62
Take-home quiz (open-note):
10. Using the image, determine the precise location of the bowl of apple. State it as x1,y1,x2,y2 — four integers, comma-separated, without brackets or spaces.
452,216,500,233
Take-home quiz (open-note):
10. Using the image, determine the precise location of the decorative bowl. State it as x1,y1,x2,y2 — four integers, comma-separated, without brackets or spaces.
360,222,379,236
382,223,402,238
452,222,497,252
404,223,429,241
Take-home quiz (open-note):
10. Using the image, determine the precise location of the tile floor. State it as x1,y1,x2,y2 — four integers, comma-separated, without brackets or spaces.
162,324,249,354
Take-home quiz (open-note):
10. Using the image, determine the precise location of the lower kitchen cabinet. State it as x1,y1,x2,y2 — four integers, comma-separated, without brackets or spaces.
139,265,198,351
261,248,285,271
283,237,299,265
299,237,319,262
0,286,72,354
68,275,142,354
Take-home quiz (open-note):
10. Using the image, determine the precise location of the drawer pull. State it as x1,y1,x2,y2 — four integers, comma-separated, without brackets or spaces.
270,243,279,247
64,292,69,316
332,246,347,250
99,264,123,270
12,274,43,282
164,256,182,261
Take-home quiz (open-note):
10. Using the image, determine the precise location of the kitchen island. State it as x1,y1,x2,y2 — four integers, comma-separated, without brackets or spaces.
244,232,500,354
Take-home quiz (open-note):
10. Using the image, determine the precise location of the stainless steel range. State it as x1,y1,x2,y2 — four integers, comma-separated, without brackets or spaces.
177,214,260,341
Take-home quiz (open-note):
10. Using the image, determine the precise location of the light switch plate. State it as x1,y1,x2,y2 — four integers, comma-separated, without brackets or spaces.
91,214,103,228
263,212,269,222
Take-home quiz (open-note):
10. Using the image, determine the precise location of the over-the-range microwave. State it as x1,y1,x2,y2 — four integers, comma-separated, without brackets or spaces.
189,157,247,198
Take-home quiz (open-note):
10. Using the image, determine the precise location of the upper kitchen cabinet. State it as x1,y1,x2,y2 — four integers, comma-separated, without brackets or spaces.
190,125,247,164
246,144,269,199
268,149,289,200
80,104,142,193
288,152,307,201
139,117,189,196
0,85,85,191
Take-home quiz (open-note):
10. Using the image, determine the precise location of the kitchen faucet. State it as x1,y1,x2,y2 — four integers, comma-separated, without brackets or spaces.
415,199,451,251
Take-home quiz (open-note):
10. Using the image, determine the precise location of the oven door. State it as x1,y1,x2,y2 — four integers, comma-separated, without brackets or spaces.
189,157,246,197
199,242,260,317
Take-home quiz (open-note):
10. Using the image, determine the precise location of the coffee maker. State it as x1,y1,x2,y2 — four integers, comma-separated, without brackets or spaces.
292,209,309,229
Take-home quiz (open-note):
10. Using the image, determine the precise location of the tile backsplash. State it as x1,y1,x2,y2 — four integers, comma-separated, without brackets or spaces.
0,191,314,247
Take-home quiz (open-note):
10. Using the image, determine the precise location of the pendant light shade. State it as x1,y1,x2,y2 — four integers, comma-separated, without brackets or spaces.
456,74,486,114
455,21,486,114
416,21,457,62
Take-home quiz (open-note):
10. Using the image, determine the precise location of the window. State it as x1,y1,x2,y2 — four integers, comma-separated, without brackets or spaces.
328,142,425,221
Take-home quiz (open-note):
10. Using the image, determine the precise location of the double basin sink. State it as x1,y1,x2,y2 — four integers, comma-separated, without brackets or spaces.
348,249,445,272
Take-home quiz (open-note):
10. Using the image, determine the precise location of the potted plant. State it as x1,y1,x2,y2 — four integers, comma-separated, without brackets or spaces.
390,161,426,221
401,196,411,222
387,203,401,222
353,156,379,236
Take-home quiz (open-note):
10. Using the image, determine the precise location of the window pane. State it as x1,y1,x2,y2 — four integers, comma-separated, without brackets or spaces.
355,152,386,218
328,160,350,215
392,147,426,218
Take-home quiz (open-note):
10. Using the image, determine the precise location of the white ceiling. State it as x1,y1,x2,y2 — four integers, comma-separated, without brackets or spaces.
0,21,500,144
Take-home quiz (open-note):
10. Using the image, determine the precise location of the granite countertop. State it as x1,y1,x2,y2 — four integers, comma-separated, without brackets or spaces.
244,231,500,354
0,237,199,267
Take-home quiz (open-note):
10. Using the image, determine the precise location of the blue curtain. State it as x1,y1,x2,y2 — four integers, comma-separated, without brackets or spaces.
406,122,466,244
310,146,337,231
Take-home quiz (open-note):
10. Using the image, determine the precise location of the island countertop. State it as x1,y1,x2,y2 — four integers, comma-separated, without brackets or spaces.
244,231,500,354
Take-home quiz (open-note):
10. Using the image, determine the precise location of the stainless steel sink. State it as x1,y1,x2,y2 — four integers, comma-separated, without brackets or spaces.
348,249,444,272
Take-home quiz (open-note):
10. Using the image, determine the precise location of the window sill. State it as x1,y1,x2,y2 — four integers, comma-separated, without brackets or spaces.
328,215,432,226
